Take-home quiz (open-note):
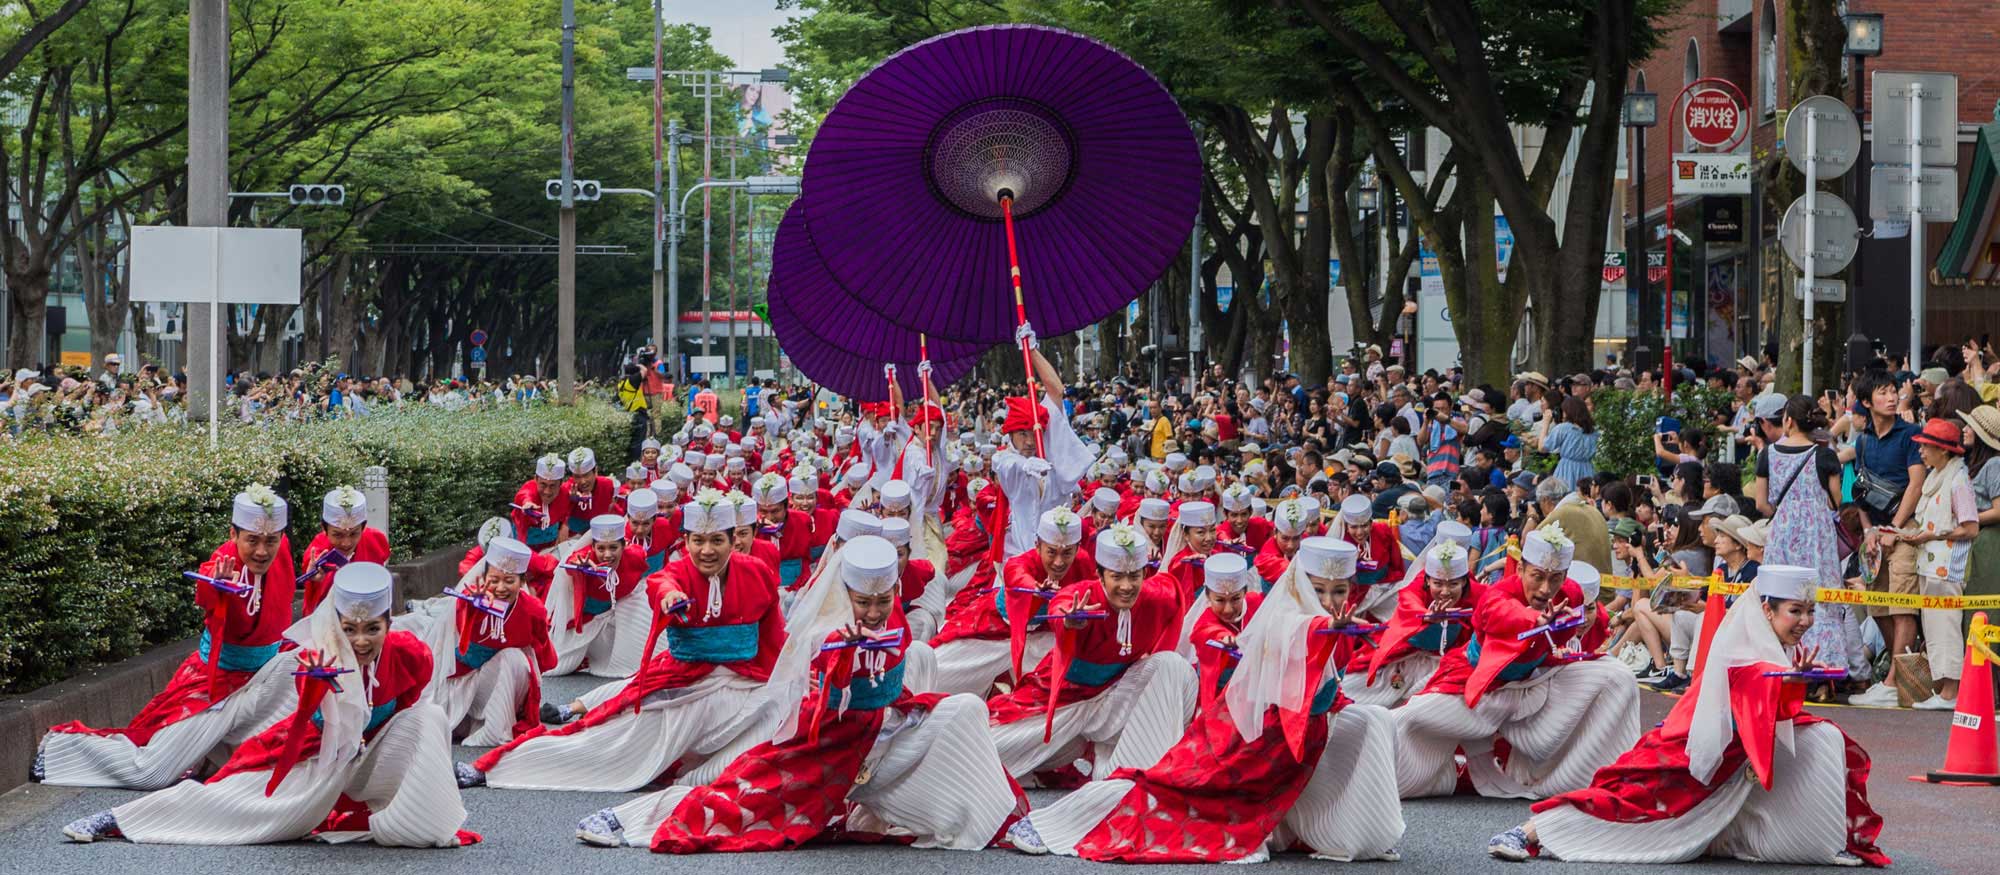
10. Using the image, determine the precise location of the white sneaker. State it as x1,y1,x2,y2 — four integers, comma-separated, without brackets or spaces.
1847,684,1900,707
1914,694,1958,711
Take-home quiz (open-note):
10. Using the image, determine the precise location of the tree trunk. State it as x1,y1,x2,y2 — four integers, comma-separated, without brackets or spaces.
1769,0,1845,393
6,272,50,369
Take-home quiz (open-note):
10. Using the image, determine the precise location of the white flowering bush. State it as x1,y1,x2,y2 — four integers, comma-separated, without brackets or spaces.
0,400,641,692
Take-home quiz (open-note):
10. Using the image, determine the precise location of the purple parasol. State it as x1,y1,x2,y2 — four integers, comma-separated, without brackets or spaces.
770,201,988,364
801,24,1200,343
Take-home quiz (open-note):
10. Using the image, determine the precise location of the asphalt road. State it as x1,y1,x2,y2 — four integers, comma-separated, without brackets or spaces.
0,678,1975,874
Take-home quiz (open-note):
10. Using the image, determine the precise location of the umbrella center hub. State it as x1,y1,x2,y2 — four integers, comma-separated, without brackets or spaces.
924,97,1076,221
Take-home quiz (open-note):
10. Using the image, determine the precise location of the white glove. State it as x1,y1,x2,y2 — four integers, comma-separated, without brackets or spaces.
916,359,933,380
883,363,897,380
1015,321,1038,351
1023,457,1053,479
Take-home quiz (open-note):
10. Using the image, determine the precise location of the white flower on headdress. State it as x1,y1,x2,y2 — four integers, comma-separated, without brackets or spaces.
691,487,726,508
1049,508,1078,532
1432,541,1465,563
1224,483,1250,500
538,452,562,468
756,472,785,491
1536,521,1572,551
1108,523,1145,554
330,485,363,508
244,483,279,507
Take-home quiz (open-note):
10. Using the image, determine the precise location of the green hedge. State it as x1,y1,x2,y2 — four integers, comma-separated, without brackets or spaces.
0,400,638,693
1586,386,1735,479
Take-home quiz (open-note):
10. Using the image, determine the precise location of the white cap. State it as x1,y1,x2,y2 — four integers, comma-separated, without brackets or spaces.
753,473,788,505
1297,536,1359,579
1521,522,1576,573
704,454,726,471
626,487,659,519
750,416,766,427
536,453,567,480
719,414,735,428
1165,452,1190,472
966,476,990,497
708,433,727,448
692,423,713,438
1094,524,1154,573
788,473,818,496
12,368,39,382
1089,487,1121,514
642,437,662,451
878,517,913,547
1754,564,1816,602
681,489,735,534
1275,498,1319,536
1106,447,1129,464
669,463,695,486
1435,520,1474,548
588,514,627,543
1219,484,1252,512
1192,465,1217,490
567,447,597,474
321,486,366,528
485,537,532,574
1424,541,1469,580
840,536,900,595
1038,507,1084,546
1145,469,1171,493
232,484,289,534
1176,471,1199,495
1251,498,1269,516
726,457,746,473
661,444,683,462
878,480,913,511
476,517,513,548
1569,562,1602,604
1137,497,1173,522
650,479,681,503
330,562,394,620
837,508,883,541
1339,494,1372,524
1177,500,1217,528
841,465,868,489
730,493,759,527
1203,552,1252,593
684,452,709,470
723,442,743,458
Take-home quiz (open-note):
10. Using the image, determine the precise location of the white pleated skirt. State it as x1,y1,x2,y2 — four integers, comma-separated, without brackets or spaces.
482,671,782,792
438,648,537,747
989,652,1196,781
1339,650,1443,709
1393,658,1639,799
38,654,296,790
922,634,1055,695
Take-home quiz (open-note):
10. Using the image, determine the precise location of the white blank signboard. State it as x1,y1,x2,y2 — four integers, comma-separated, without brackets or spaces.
130,226,303,305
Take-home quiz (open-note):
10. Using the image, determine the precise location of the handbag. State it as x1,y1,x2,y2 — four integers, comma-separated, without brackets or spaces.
1852,433,1904,513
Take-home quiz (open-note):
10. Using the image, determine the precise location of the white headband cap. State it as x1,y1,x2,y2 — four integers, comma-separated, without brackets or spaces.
840,536,900,595
641,437,662,451
625,488,659,519
1220,484,1252,512
1569,561,1602,603
1203,552,1251,593
536,453,567,480
837,508,882,541
1177,471,1199,494
730,493,759,527
1177,500,1217,528
1137,497,1173,522
232,484,289,534
788,474,818,496
1754,564,1815,602
485,537,532,574
681,490,734,534
1435,520,1474,548
588,514,626,543
1192,465,1217,489
623,463,647,482
878,480,913,511
567,447,597,473
321,486,366,528
753,473,788,505
842,464,869,488
1165,452,1190,472
1297,536,1359,579
878,517,913,546
1275,498,1318,536
1145,469,1171,492
1521,522,1576,572
1424,541,1469,580
477,517,513,548
669,463,695,485
650,479,681,503
1089,487,1121,513
1339,494,1372,524
726,457,746,472
1037,507,1084,546
1094,524,1154,573
330,562,394,620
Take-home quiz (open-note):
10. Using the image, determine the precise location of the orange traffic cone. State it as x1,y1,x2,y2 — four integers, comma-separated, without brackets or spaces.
1916,611,2000,785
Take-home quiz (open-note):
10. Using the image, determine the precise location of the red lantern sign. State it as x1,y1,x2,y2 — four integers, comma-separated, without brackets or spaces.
1682,88,1743,150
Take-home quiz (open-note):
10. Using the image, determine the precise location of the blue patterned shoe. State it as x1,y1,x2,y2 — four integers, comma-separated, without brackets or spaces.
576,808,624,847
1005,817,1048,855
1488,826,1531,862
62,811,118,843
454,761,486,788
31,749,45,782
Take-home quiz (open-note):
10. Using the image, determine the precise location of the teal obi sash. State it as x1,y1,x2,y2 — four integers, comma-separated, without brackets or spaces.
1310,676,1343,715
313,700,398,733
459,642,500,670
566,516,590,536
837,662,906,711
583,597,614,617
1354,566,1389,587
197,631,280,673
1466,635,1548,683
1409,622,1460,652
779,558,804,588
666,622,759,663
647,552,666,574
525,523,562,546
1217,665,1237,688
1064,657,1131,687
809,544,826,561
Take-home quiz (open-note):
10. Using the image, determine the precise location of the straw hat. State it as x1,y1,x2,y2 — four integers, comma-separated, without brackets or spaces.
1960,405,2000,452
1713,514,1765,548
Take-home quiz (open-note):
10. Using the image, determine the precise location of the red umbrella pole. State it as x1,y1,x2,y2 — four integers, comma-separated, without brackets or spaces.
1000,194,1046,459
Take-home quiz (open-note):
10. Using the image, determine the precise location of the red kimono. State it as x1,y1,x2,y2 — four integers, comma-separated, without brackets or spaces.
48,540,297,745
452,593,557,740
1421,573,1585,706
559,543,649,631
943,498,995,578
1161,549,1210,606
898,558,935,610
511,480,570,550
984,576,1182,731
628,515,678,575
564,475,619,536
754,509,815,589
457,547,559,601
1361,577,1484,678
473,554,785,774
1252,537,1293,585
932,548,1098,651
301,527,391,613
1218,516,1274,556
1341,521,1405,610
1189,592,1264,714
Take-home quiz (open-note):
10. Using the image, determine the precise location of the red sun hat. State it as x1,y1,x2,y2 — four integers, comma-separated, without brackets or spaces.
1913,418,1965,454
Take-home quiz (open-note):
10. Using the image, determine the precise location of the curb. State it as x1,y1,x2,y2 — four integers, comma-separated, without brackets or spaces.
0,542,468,795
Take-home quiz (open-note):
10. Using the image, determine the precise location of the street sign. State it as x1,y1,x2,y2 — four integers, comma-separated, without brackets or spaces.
1783,96,1862,178
470,347,487,363
688,354,725,375
1672,154,1753,194
131,227,303,305
1869,165,1959,222
470,328,489,347
1778,192,1859,274
1872,72,1960,167
1792,277,1848,303
1682,88,1745,149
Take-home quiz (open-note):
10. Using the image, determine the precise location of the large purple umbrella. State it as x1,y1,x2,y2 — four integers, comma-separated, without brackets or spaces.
771,201,988,364
767,224,986,402
801,24,1199,343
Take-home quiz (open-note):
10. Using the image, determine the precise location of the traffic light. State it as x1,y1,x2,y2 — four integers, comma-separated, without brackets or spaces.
543,180,602,202
288,184,345,206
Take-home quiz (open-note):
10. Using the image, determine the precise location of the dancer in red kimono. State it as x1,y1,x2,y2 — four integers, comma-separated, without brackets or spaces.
752,473,815,589
63,563,470,847
301,485,390,613
926,508,1093,695
453,518,558,599
1007,536,1403,862
983,525,1195,782
1256,497,1319,585
1082,487,1121,545
1217,484,1273,556
1344,540,1483,708
409,536,556,746
1393,523,1641,799
512,453,571,552
1333,494,1404,619
1182,552,1260,709
1490,565,1889,867
879,517,947,641
544,515,651,678
1159,500,1218,605
625,487,673,575
575,536,1023,852
788,470,842,563
562,447,619,539
39,485,298,790
459,490,787,792
1135,497,1173,557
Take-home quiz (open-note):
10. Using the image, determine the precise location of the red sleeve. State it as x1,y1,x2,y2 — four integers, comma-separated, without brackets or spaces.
361,527,392,563
385,631,433,709
458,547,484,576
526,598,557,668
617,547,649,599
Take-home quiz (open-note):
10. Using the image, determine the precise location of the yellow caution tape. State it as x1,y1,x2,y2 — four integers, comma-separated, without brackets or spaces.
1501,545,2000,609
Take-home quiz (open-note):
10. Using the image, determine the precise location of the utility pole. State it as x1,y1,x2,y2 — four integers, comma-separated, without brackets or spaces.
667,120,682,383
649,0,664,366
700,72,714,371
187,0,227,430
557,0,577,400
726,145,738,383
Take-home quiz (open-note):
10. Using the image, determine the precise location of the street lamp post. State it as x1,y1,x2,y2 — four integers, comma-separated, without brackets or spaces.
1843,12,1884,370
1623,90,1658,377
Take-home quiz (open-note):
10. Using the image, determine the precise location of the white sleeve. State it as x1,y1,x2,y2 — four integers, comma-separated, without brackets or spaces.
1039,392,1091,501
